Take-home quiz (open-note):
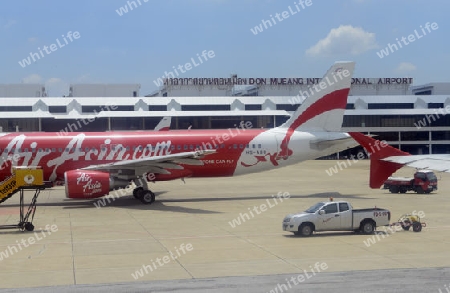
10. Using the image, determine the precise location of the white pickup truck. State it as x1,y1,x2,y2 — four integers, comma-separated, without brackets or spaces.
282,200,391,236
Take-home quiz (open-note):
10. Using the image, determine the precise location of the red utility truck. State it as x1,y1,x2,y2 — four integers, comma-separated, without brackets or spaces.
383,170,437,194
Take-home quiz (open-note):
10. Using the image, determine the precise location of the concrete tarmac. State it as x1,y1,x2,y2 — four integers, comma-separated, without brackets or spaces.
0,160,449,292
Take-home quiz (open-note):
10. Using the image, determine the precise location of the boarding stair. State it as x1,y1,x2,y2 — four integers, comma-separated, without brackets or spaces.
0,167,48,231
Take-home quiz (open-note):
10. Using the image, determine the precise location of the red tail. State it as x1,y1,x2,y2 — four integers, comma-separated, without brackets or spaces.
349,133,410,188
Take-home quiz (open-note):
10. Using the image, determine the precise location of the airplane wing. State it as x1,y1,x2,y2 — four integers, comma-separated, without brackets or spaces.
154,117,171,131
81,150,215,177
382,155,450,173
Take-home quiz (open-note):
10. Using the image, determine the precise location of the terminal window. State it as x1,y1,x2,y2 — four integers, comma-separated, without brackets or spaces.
49,106,67,113
428,103,444,109
181,105,231,111
149,105,167,111
245,104,262,110
368,103,414,109
0,106,32,111
276,104,298,111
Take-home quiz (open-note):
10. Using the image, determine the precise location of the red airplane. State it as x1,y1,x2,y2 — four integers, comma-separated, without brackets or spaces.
0,62,356,204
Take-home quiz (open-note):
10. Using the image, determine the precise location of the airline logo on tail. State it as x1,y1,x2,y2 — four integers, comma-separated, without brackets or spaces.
240,61,355,168
276,61,355,159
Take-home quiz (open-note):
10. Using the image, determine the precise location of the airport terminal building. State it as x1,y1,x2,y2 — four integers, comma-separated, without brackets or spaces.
0,77,449,155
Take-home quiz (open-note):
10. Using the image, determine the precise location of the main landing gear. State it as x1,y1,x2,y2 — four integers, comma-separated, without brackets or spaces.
132,187,156,205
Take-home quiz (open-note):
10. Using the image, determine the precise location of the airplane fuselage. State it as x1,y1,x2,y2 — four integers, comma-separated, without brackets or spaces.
0,128,353,183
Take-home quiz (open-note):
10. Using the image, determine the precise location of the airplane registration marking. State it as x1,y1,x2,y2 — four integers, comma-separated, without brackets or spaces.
203,159,234,164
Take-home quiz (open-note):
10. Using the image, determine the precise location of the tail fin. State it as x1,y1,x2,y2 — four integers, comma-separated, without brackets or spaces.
154,117,171,131
280,61,355,132
349,132,411,188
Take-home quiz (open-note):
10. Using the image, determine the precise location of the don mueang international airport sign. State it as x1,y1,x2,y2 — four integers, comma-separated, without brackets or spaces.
163,77,413,86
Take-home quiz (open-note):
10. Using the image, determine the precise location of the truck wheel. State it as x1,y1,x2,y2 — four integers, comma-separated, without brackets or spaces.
400,188,407,193
416,188,424,194
361,221,375,234
389,186,399,193
299,223,313,237
412,222,422,232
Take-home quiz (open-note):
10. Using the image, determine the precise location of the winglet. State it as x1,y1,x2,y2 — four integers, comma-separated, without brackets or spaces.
349,132,410,188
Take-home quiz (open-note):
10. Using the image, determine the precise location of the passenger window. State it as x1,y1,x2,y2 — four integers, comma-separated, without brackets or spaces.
339,203,349,212
323,203,338,214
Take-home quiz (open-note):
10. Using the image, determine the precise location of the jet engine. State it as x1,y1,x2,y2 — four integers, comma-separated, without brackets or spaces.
64,170,129,199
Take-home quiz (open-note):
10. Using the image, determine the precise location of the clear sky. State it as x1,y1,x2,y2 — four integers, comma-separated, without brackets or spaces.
1,0,448,96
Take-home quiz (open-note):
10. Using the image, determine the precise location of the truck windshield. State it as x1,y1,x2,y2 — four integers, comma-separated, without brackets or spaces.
304,202,325,213
426,173,437,181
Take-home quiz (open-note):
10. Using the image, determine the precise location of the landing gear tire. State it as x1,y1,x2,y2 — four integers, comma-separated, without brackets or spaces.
133,187,144,199
139,190,155,205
